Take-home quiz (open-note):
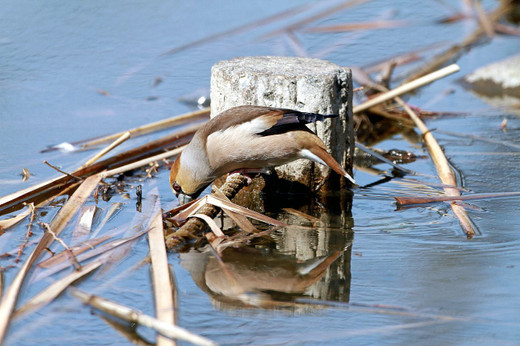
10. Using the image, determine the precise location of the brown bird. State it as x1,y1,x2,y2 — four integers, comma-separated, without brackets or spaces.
170,105,355,201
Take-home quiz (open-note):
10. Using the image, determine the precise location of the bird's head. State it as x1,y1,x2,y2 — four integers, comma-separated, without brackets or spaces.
169,153,209,204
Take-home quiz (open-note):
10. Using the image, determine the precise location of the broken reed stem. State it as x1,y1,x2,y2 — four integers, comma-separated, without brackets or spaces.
100,146,185,179
0,174,102,343
69,287,216,346
395,97,476,237
405,2,510,83
165,174,250,250
82,131,131,167
395,191,520,206
0,124,201,214
353,64,460,114
146,192,176,346
76,108,209,150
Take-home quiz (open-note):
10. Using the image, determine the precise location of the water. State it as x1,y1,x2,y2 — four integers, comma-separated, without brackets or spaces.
1,0,520,344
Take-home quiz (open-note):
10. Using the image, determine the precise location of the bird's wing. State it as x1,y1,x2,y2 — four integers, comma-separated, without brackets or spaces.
206,106,338,137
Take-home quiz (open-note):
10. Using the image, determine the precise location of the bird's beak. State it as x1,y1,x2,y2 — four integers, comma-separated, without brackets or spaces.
176,192,193,205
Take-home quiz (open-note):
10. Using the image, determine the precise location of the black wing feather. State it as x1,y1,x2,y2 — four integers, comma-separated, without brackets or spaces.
258,109,338,136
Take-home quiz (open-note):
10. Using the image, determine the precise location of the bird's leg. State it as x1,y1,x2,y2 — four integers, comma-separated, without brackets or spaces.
228,168,265,185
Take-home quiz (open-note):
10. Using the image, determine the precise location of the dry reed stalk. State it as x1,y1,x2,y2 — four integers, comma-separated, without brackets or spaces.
32,230,148,282
404,1,511,82
146,190,176,346
261,0,370,39
37,233,114,268
13,260,102,319
69,287,216,346
45,108,209,152
165,174,251,248
0,123,200,214
395,97,476,237
82,131,131,167
211,187,258,233
308,19,408,32
352,64,460,114
0,203,34,232
100,146,185,179
0,174,102,343
162,3,314,56
395,191,520,206
472,0,495,37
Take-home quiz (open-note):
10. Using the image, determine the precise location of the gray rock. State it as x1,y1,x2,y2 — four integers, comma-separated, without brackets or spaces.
462,54,520,114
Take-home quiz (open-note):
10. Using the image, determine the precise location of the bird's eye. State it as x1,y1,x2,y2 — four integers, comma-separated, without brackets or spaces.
172,183,181,192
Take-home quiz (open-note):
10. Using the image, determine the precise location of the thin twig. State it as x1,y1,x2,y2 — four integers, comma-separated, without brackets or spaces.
39,222,81,271
14,204,36,263
42,161,82,181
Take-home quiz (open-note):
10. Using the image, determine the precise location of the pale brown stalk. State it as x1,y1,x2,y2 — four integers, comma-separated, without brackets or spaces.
69,288,216,346
395,97,476,237
146,191,176,346
0,174,102,343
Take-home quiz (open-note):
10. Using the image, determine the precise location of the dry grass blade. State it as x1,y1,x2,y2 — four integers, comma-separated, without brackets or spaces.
43,108,209,152
161,3,315,56
284,30,309,57
69,288,216,346
212,187,258,233
37,234,113,268
261,0,370,39
494,23,520,36
0,124,199,215
82,131,131,167
394,191,520,206
96,193,160,277
472,0,494,37
72,205,97,241
146,190,176,346
308,19,409,32
405,1,510,82
191,214,225,237
206,195,286,227
0,203,34,232
100,146,185,179
395,98,477,237
13,260,102,319
33,230,148,282
353,64,460,114
0,173,101,343
100,315,154,346
167,198,206,224
90,202,123,238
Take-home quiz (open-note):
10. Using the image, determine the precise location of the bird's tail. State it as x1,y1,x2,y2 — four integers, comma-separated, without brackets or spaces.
296,111,339,124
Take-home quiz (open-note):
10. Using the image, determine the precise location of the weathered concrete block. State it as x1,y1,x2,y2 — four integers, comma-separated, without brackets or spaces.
210,56,354,189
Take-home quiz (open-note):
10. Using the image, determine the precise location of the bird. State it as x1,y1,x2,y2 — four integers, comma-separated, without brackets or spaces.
169,105,355,201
